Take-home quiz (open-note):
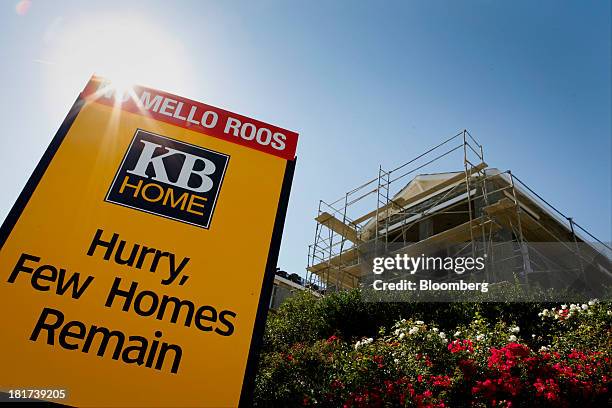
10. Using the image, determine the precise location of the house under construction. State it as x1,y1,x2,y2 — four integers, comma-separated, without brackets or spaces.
306,131,611,294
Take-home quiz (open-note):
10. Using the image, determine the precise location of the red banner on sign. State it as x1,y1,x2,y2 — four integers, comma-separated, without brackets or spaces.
81,76,298,160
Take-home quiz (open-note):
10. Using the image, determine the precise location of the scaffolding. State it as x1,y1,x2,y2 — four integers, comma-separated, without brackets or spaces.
306,130,611,293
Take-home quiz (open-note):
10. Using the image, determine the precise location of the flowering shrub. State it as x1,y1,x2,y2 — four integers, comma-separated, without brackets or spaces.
255,296,611,407
536,299,611,353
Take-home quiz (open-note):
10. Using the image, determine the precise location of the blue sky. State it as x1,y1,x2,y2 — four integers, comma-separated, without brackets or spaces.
1,1,610,276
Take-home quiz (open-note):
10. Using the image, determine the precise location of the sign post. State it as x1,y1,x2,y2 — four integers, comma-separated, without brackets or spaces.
0,76,298,407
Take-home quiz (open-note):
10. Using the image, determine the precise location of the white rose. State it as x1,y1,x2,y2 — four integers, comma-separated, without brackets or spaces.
510,326,520,333
439,332,446,339
508,335,517,342
454,331,461,338
581,304,588,310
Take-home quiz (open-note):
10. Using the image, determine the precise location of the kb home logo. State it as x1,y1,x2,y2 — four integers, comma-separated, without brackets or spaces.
106,129,229,228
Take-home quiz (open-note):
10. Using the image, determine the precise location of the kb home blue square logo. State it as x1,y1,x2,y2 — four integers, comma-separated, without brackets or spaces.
106,129,229,229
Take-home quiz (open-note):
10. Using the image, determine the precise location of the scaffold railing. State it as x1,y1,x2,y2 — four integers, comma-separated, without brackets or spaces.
306,130,610,293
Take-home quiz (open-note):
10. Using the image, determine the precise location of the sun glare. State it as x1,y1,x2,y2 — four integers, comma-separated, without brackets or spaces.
42,13,193,117
96,77,137,104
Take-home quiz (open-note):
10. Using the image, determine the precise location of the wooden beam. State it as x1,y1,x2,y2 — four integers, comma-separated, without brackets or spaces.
490,207,565,242
315,212,362,243
311,265,360,289
307,246,360,273
502,191,541,220
352,162,487,224
351,198,405,225
309,217,499,281
376,216,498,264
484,197,516,215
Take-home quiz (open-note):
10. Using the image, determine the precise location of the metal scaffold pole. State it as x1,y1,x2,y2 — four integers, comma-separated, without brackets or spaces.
305,130,607,295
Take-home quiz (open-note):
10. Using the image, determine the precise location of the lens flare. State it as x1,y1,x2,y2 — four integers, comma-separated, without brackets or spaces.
41,13,193,119
15,0,32,16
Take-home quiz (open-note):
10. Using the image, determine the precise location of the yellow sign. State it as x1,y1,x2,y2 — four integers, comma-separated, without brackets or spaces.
0,77,298,407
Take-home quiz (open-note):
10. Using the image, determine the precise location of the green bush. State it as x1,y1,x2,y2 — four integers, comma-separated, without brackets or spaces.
263,288,563,352
257,290,611,407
